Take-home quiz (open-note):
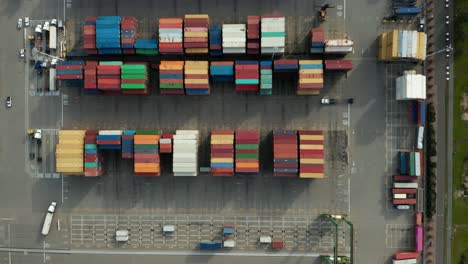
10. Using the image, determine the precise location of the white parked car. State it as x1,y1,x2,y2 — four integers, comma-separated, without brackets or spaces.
396,205,411,210
17,18,22,29
51,18,57,26
43,21,50,31
19,49,25,58
24,17,29,27
321,98,336,105
35,24,42,33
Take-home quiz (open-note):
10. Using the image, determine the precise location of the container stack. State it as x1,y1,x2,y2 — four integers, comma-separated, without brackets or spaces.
260,61,273,95
97,61,122,94
159,134,173,154
56,61,84,80
121,63,149,95
56,130,86,175
159,17,184,54
121,130,135,159
134,130,162,177
273,130,298,177
297,60,324,95
324,60,353,72
96,16,121,55
120,16,137,55
310,27,325,54
134,39,159,55
209,25,222,56
159,61,185,95
173,130,200,176
247,16,260,55
210,61,234,82
184,61,210,95
84,130,105,176
274,59,299,78
395,70,426,100
210,130,235,176
222,24,246,54
235,130,260,174
96,130,122,150
84,17,98,55
378,30,427,61
83,61,99,94
261,15,286,54
298,130,325,178
184,14,209,54
235,61,259,92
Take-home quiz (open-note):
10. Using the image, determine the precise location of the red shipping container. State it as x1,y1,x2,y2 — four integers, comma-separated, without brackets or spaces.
235,158,258,163
300,167,324,173
236,168,259,173
211,153,234,158
394,252,419,260
184,42,209,48
392,199,417,205
393,175,418,181
96,140,120,145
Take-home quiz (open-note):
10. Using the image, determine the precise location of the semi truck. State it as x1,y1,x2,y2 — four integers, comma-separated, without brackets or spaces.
41,201,57,235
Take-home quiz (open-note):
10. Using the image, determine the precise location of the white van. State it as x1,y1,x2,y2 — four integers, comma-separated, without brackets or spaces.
416,126,424,149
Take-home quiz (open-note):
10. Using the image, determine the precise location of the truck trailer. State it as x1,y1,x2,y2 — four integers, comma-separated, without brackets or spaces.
41,201,57,235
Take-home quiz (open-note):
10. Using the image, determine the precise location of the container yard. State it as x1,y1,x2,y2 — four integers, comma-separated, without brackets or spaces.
8,0,439,263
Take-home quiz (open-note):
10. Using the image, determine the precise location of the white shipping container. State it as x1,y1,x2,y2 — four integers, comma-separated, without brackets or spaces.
223,28,246,33
160,139,171,144
223,42,246,48
173,153,197,159
159,28,183,33
176,130,200,135
98,130,122,135
394,182,418,188
261,17,286,23
392,259,417,264
173,139,197,144
49,68,56,91
174,172,198,176
223,48,246,53
173,135,198,140
173,167,198,173
415,152,421,176
402,31,409,58
261,47,285,53
393,194,407,199
173,158,197,163
417,126,424,149
261,37,286,44
173,163,197,168
410,31,418,58
159,37,183,42
222,24,246,29
325,46,353,53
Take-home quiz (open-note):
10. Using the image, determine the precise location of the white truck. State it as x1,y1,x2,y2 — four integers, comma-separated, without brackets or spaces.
41,202,57,235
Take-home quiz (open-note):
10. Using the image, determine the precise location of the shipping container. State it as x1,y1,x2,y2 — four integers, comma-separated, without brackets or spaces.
392,259,417,264
416,225,423,252
297,60,323,95
394,252,419,260
393,182,418,188
399,151,408,175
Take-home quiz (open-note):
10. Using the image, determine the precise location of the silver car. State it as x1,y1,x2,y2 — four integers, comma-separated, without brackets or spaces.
24,17,30,27
6,97,12,108
17,18,22,29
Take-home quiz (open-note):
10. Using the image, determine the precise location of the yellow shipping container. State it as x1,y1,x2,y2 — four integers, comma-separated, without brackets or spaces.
299,78,324,84
212,135,234,140
184,32,208,38
378,32,387,61
159,18,183,23
211,139,233,144
186,48,209,53
299,145,324,150
299,173,325,178
185,61,209,67
300,158,324,164
56,148,83,154
299,69,323,74
416,32,426,60
185,69,208,74
185,14,209,18
59,139,85,144
211,158,234,163
59,130,86,136
56,153,83,159
299,60,322,65
185,79,209,84
300,135,324,140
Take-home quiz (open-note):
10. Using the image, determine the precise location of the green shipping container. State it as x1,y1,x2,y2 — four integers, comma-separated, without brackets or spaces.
235,144,259,149
85,162,98,168
409,152,415,176
121,83,146,89
134,144,158,150
261,32,285,37
235,153,259,159
85,144,97,149
160,83,184,89
121,74,147,80
99,61,123,65
235,79,259,85
135,130,162,135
